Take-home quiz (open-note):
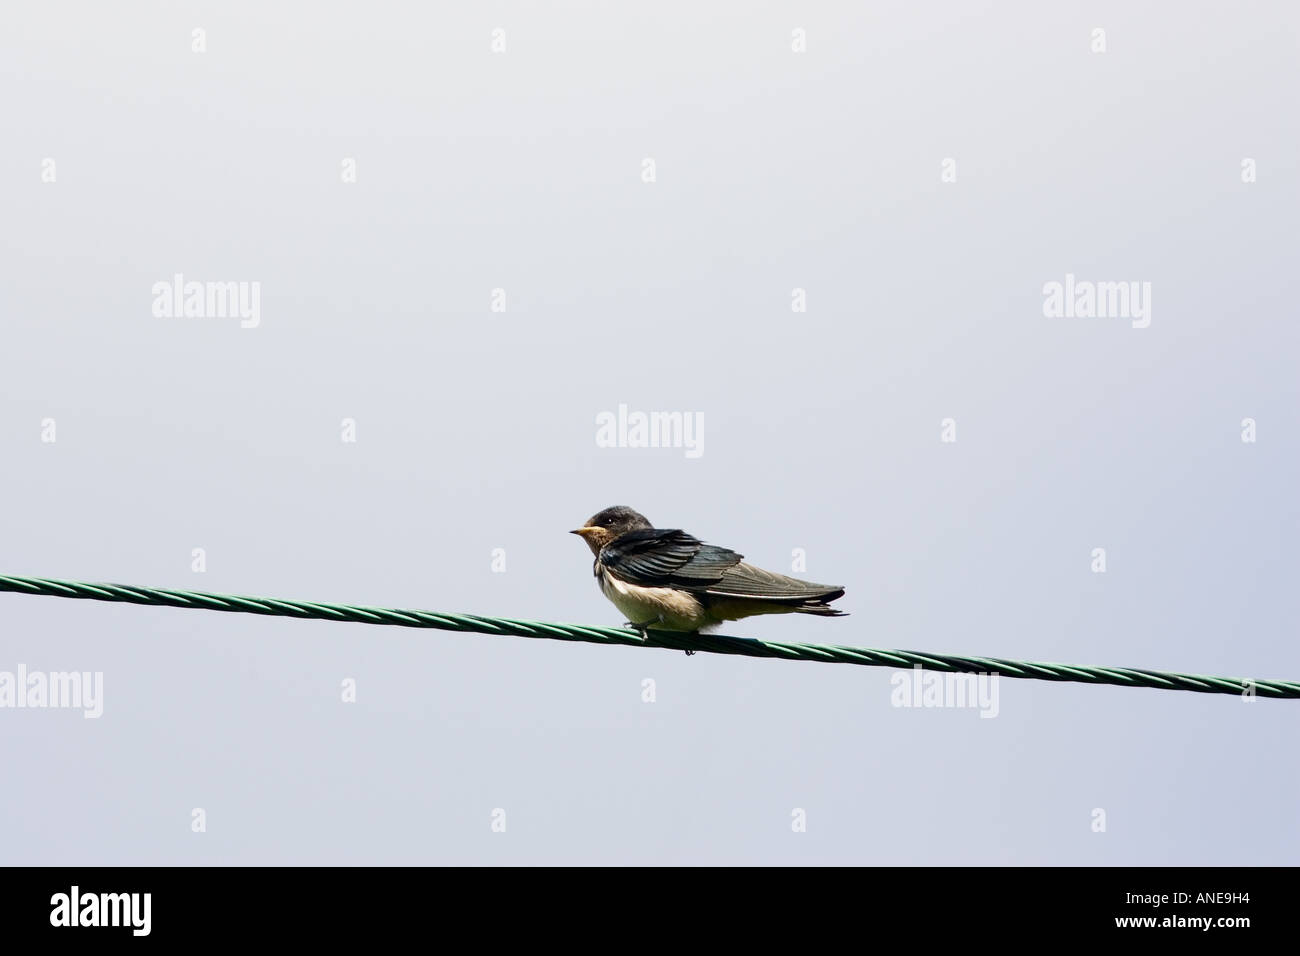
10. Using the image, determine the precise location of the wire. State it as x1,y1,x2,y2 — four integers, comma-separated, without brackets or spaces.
1,573,1295,698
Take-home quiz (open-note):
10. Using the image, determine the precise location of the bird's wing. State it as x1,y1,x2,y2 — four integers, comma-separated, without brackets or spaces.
602,530,841,602
702,562,845,602
600,529,743,587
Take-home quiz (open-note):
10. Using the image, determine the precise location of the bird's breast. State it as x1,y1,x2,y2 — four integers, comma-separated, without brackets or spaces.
596,569,707,631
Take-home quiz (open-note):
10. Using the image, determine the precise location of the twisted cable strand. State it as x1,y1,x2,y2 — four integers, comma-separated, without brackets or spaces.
1,574,1296,698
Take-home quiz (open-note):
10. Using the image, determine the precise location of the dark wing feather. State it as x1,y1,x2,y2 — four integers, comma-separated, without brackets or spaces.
599,529,742,587
602,530,841,604
703,562,844,602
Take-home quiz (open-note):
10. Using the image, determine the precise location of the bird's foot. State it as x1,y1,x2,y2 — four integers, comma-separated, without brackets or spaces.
622,621,652,642
624,621,696,655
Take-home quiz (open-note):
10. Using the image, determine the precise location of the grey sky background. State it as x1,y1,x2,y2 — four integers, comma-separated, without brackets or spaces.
2,2,1297,864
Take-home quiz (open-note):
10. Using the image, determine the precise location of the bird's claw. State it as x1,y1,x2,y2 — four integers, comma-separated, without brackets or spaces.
622,621,652,642
682,629,700,656
623,621,696,655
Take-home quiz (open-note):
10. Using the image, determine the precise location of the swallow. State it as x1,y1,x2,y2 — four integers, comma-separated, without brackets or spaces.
570,506,846,642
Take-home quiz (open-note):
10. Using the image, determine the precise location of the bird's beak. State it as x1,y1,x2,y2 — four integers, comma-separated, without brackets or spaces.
570,527,598,538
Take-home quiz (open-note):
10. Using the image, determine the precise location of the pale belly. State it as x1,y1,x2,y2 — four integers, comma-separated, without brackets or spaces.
598,571,708,631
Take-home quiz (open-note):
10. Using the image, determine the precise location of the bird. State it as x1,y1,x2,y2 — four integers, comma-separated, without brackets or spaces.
570,506,846,647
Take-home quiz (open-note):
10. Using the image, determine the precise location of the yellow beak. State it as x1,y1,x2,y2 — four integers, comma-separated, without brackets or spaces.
570,527,599,538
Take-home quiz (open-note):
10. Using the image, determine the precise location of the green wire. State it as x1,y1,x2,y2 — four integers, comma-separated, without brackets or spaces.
1,573,1295,699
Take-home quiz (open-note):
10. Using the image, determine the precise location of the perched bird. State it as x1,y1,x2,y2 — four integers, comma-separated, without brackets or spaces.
570,506,846,637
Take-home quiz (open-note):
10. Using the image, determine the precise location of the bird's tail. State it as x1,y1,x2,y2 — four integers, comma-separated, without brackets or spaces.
791,587,847,617
794,604,848,617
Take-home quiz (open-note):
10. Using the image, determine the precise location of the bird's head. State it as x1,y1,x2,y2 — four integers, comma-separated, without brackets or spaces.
570,505,652,554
